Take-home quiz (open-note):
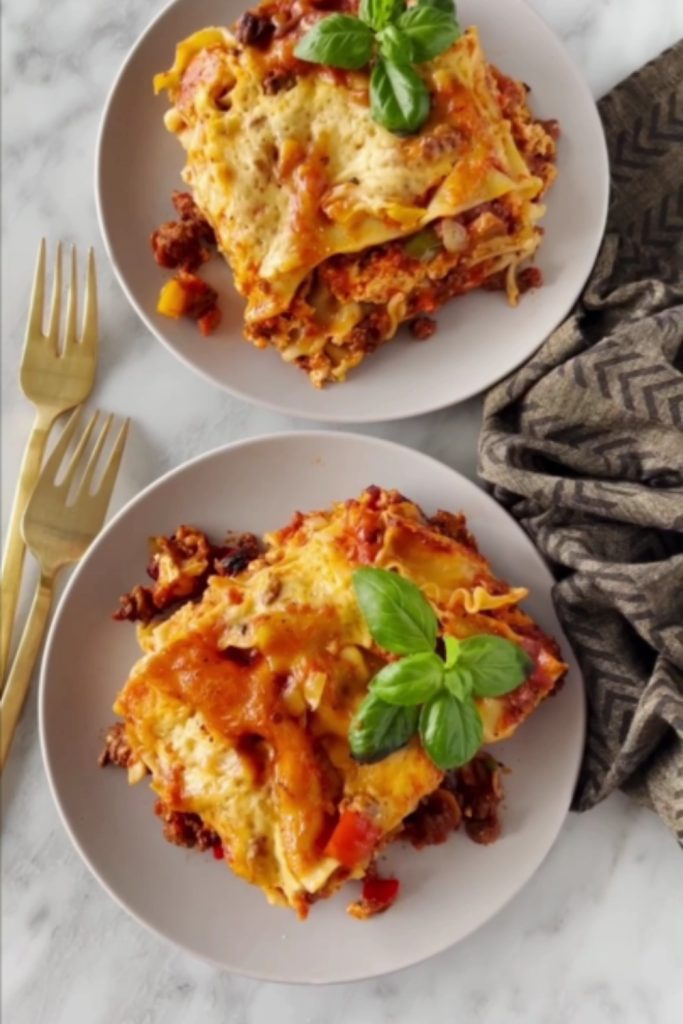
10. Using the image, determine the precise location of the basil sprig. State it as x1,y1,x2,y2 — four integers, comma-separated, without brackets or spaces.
293,0,461,134
350,567,533,769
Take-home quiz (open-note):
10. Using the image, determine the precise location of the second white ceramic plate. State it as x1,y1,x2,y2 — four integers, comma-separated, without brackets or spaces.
96,0,608,423
40,432,584,983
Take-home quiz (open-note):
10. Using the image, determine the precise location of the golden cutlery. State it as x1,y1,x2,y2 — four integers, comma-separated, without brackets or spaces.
0,241,98,682
0,407,129,768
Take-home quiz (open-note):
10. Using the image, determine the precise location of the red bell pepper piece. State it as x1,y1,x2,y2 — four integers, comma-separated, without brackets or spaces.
325,810,381,869
362,875,400,911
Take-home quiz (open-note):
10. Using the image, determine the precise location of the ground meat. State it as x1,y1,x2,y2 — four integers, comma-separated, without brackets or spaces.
539,118,561,140
151,192,215,272
408,316,437,341
345,309,393,354
98,723,132,768
413,124,464,162
213,532,263,576
112,584,157,624
444,752,504,845
481,261,542,297
235,10,275,48
402,788,462,848
114,527,262,622
428,509,480,551
154,801,221,852
262,68,296,95
175,272,218,318
151,222,208,273
517,266,543,293
171,192,213,239
114,525,211,621
481,268,508,292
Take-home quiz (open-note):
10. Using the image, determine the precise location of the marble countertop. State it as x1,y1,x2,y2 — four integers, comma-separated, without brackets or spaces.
2,1,682,1021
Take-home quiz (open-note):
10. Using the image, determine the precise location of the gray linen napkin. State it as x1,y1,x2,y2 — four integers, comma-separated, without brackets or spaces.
478,42,683,841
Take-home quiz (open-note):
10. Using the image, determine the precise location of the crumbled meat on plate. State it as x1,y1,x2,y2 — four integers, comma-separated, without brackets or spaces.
409,316,437,341
114,526,262,622
98,722,132,768
154,801,221,852
444,752,505,845
235,10,275,48
151,191,215,272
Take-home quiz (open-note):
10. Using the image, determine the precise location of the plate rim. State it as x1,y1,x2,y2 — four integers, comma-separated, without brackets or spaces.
39,430,586,983
94,0,610,425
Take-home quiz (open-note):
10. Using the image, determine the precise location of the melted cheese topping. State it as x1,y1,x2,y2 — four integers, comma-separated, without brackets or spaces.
154,21,545,322
115,488,567,914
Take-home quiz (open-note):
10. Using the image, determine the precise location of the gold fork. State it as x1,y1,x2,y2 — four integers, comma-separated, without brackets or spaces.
0,407,129,768
0,241,98,681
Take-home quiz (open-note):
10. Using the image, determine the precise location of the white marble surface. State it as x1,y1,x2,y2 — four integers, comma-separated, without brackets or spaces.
2,1,683,1021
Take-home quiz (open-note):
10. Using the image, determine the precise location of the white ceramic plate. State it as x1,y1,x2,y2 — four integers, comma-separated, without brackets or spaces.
96,0,608,424
40,433,584,983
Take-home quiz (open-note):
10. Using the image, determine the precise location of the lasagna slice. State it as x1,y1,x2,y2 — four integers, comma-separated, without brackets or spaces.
107,488,567,917
153,1,558,386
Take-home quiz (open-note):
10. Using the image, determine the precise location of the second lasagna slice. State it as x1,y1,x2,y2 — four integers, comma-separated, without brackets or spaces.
153,2,558,385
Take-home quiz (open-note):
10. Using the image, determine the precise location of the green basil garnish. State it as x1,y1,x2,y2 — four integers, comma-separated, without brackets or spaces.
443,665,465,700
353,567,438,654
378,24,414,64
419,691,483,770
370,59,430,134
348,567,534,771
419,0,457,14
360,0,406,31
293,0,461,134
349,691,419,762
397,4,460,63
293,14,374,71
443,634,460,668
371,651,444,705
454,635,533,697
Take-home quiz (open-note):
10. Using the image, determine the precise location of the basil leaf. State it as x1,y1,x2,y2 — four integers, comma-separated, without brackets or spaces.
444,665,474,700
371,652,444,706
397,5,460,63
443,667,464,700
419,693,483,770
443,635,460,668
457,635,533,697
353,567,438,654
370,59,430,134
418,0,457,15
294,14,374,70
349,691,419,762
360,0,406,30
379,25,414,63
403,225,441,260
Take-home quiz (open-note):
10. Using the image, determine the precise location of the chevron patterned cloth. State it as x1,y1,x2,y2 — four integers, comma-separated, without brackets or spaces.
479,42,683,841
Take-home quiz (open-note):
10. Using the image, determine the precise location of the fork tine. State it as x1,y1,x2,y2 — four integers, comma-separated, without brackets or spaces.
88,419,130,512
25,238,46,342
46,242,63,352
80,248,98,353
56,410,100,494
76,413,114,497
63,245,78,352
38,406,84,485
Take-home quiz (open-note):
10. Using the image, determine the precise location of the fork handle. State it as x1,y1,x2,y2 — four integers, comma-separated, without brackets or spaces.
0,409,55,684
0,571,55,768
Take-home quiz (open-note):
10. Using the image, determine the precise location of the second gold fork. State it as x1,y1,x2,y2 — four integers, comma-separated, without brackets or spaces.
0,407,129,767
